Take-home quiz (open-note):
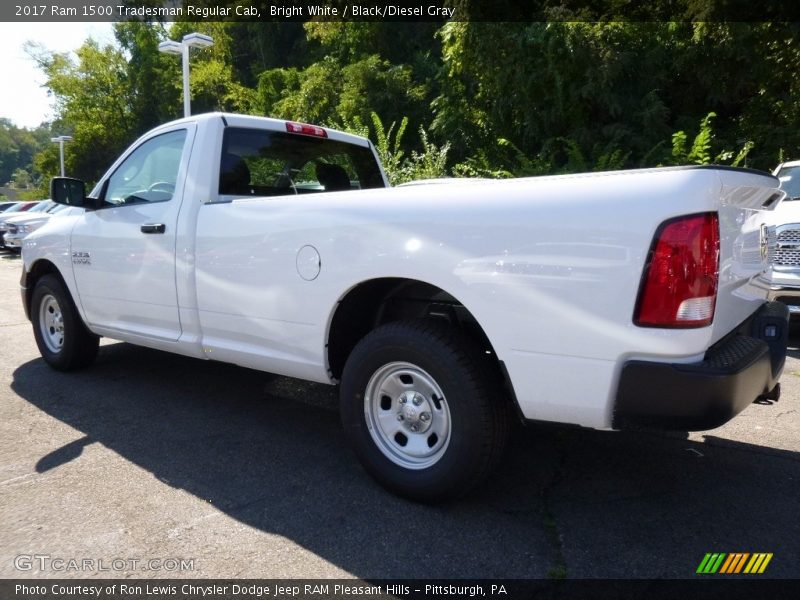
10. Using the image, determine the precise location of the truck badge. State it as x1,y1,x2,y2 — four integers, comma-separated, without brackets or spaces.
72,251,91,265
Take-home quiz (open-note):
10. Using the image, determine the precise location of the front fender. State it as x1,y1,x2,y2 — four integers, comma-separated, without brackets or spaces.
22,216,85,326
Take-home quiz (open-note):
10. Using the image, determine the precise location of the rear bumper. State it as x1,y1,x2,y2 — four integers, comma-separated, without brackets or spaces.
613,301,788,431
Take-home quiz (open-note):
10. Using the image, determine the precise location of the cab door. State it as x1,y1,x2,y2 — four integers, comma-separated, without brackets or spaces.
70,125,195,341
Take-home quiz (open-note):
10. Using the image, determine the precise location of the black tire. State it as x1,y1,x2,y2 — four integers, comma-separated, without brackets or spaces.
31,274,99,371
340,320,510,502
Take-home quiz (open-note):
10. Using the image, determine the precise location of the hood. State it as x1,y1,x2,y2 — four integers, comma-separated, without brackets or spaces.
0,211,35,224
759,197,800,227
5,213,53,226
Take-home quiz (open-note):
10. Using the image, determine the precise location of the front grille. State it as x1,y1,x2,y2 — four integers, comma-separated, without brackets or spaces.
776,248,800,266
741,226,776,266
775,226,800,267
777,228,800,244
6,224,17,234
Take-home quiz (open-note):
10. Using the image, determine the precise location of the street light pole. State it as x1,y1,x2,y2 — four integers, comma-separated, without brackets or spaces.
182,43,190,119
50,135,73,177
158,32,214,118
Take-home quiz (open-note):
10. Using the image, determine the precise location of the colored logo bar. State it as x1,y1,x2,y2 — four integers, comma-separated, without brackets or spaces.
697,553,773,574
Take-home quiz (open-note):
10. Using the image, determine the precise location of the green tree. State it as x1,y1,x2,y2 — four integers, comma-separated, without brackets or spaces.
26,21,260,188
11,168,32,189
25,16,800,189
0,119,50,186
114,22,181,128
434,21,800,173
26,37,135,185
168,22,257,114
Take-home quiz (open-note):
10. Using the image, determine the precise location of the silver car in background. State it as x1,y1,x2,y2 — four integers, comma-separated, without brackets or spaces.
2,204,84,252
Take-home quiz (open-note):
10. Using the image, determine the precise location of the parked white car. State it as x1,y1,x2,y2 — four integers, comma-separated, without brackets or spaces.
2,204,84,251
20,113,789,500
0,201,45,248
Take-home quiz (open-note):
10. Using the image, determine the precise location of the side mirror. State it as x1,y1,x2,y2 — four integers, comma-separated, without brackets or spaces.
50,177,86,207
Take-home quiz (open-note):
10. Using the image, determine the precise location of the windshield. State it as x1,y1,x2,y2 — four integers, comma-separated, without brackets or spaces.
1,202,26,213
777,166,800,199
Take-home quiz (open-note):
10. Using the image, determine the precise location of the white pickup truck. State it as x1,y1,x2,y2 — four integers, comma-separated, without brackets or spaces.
21,113,789,501
754,160,800,314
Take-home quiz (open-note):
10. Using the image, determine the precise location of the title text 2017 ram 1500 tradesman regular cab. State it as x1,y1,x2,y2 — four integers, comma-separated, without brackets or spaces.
21,113,789,500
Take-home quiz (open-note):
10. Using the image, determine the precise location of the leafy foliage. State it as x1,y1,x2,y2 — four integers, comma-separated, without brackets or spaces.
400,128,450,183
366,113,449,185
25,37,137,187
9,19,800,193
0,119,52,188
669,112,754,167
369,112,407,185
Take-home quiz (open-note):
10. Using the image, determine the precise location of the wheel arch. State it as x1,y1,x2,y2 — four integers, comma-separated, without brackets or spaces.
23,259,67,321
326,277,501,381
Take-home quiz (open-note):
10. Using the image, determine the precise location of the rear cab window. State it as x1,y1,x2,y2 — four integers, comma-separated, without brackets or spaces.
218,127,384,201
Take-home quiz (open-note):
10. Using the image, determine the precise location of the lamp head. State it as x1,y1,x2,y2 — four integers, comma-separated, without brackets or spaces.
158,40,183,55
182,32,214,49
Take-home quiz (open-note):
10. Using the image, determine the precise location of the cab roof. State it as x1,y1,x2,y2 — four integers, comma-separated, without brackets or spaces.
153,112,371,148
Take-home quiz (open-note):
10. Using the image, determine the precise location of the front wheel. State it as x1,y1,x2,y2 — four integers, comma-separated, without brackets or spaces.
31,274,99,371
340,320,510,501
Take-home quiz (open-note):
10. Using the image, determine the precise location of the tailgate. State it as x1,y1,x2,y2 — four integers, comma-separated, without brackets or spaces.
712,167,783,344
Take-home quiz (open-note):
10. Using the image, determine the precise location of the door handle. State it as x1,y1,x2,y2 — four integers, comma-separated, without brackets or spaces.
141,223,166,234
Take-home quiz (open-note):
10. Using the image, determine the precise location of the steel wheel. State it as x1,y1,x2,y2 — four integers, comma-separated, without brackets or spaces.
38,293,65,354
31,274,99,371
364,361,451,469
340,320,511,501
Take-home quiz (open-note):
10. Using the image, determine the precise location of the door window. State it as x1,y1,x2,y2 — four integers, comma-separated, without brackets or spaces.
104,130,187,206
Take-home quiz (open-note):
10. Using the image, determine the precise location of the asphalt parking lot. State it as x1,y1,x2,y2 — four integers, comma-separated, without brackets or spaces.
1,252,799,580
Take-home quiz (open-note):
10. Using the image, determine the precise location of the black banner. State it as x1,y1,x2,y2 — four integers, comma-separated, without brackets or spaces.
4,579,800,600
4,0,800,22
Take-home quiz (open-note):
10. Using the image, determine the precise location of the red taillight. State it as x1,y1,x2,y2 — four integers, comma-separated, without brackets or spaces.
635,212,720,328
285,121,328,137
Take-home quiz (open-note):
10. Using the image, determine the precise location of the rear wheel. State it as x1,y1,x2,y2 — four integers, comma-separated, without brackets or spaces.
31,274,99,371
340,320,510,501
